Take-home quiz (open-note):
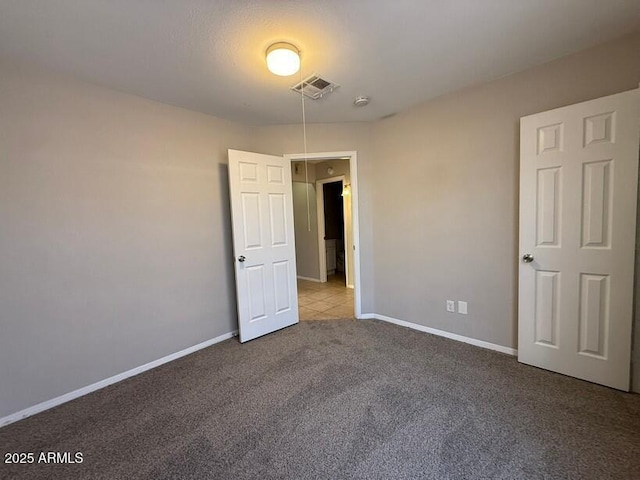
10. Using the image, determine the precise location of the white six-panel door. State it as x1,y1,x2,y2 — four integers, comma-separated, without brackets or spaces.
518,89,640,391
228,150,299,343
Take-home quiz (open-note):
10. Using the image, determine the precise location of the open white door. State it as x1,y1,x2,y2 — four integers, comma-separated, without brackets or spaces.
228,149,299,343
518,89,640,390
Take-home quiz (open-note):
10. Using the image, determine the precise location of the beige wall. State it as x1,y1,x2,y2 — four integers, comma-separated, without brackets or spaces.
315,159,350,182
291,180,320,280
252,123,375,313
371,31,640,372
291,161,317,183
291,161,319,280
0,61,253,418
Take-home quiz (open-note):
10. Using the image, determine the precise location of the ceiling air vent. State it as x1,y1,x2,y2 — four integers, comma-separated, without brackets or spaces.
291,74,339,100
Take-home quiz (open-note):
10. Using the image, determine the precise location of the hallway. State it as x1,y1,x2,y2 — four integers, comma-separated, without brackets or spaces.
297,275,354,321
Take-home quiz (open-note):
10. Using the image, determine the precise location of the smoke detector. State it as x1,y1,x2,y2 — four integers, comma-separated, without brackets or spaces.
354,96,370,107
291,74,339,100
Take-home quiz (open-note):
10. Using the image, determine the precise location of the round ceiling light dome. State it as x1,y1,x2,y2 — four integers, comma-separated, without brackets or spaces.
266,42,300,76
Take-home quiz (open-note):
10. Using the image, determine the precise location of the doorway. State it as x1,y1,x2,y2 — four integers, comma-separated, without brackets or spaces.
316,176,349,286
285,151,362,320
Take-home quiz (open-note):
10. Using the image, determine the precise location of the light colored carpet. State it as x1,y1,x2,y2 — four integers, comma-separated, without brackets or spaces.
1,319,639,479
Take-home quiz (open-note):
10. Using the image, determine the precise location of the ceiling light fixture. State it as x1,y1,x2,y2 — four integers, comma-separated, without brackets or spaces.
266,42,300,76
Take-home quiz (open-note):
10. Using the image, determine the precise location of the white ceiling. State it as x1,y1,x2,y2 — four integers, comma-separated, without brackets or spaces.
1,1,639,125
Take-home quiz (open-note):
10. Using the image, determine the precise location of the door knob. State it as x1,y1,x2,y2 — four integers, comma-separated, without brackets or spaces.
238,255,246,263
522,254,534,263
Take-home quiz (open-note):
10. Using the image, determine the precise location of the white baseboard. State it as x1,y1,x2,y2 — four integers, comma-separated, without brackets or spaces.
363,313,517,356
1,315,517,428
0,330,238,428
297,275,321,282
347,284,354,289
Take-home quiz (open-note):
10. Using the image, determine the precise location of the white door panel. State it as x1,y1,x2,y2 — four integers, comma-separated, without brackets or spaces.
518,89,640,390
228,150,298,343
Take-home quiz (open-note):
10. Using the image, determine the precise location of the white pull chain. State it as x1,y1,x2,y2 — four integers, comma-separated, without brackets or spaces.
300,54,311,232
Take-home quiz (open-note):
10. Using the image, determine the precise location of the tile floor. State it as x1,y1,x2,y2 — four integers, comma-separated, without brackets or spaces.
298,274,355,321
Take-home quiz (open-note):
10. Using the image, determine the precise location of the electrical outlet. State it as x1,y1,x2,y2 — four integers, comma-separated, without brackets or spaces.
446,300,455,313
458,301,468,315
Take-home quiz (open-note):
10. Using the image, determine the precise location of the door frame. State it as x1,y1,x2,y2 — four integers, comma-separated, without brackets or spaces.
284,151,362,319
316,175,348,285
